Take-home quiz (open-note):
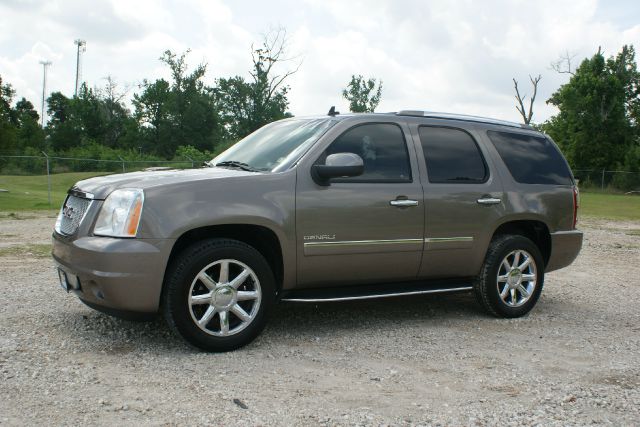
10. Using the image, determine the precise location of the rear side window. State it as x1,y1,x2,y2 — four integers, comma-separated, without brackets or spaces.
418,126,487,183
325,123,411,182
487,131,572,185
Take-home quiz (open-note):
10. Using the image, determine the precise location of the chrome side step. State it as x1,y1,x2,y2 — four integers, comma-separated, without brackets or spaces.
280,281,474,303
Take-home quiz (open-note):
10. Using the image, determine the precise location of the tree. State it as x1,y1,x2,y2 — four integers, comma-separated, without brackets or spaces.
342,75,383,113
13,98,44,150
513,74,541,125
550,51,577,76
543,45,640,171
215,28,297,139
0,76,17,153
100,76,134,149
45,91,82,151
134,50,223,157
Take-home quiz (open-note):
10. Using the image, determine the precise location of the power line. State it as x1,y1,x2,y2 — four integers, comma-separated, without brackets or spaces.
39,60,52,128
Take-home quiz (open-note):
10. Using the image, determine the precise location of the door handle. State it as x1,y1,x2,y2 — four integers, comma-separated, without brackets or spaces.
477,197,501,205
390,199,419,207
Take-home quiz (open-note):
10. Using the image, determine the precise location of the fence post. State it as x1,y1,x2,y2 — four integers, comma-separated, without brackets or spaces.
41,151,52,206
118,156,125,173
601,169,605,190
186,156,194,168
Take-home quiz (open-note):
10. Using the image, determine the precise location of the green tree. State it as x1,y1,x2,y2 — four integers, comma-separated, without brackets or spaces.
45,91,82,151
134,50,223,157
342,74,383,113
543,45,640,171
215,28,296,139
13,98,45,150
0,76,18,153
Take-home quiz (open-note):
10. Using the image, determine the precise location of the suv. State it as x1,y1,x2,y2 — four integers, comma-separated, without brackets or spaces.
52,110,583,351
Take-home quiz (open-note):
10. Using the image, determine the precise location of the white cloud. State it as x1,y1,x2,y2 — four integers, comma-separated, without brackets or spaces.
1,0,639,124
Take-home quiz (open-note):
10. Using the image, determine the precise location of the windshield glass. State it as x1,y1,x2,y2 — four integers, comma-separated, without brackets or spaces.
212,118,335,172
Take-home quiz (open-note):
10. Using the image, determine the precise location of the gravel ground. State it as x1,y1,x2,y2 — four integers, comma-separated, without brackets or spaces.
0,213,639,426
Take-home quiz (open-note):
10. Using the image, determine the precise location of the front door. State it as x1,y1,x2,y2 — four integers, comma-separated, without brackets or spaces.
296,121,424,288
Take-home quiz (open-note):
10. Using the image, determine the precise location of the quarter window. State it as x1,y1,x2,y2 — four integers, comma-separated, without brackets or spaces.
324,123,411,182
419,126,487,183
487,131,573,185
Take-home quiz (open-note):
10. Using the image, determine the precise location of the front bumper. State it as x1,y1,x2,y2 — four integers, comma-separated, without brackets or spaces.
52,232,175,313
545,230,583,272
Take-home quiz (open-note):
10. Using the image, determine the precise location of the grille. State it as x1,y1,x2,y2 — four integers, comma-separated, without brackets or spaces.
57,195,92,235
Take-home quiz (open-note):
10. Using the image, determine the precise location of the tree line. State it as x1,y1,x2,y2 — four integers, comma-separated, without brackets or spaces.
0,33,638,189
513,45,639,189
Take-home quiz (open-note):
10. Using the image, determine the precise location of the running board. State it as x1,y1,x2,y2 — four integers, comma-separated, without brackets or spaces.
280,280,474,303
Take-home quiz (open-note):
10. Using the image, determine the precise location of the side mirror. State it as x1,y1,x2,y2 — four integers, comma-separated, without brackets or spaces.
312,152,364,185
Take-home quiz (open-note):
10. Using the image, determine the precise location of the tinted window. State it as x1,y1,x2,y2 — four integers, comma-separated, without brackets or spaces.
487,131,573,185
419,126,487,183
325,123,411,182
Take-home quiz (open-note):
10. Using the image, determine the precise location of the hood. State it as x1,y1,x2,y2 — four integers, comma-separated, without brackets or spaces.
72,167,258,199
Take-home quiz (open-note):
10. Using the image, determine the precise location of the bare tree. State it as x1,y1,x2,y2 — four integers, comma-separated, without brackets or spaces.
513,74,542,125
250,27,302,104
550,50,577,76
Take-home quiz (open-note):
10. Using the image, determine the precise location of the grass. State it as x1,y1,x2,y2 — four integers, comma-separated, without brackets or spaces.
0,172,638,222
0,243,51,258
0,172,108,211
580,192,640,221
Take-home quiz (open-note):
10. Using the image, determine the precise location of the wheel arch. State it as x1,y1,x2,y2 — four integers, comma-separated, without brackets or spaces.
162,224,285,299
490,219,552,267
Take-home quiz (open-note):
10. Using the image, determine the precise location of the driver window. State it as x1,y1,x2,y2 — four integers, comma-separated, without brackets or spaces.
324,123,411,182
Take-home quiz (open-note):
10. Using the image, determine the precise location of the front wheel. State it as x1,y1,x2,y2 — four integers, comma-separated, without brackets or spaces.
162,239,275,352
474,234,544,318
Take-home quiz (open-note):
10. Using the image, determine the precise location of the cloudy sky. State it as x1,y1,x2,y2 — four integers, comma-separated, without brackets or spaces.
1,0,639,124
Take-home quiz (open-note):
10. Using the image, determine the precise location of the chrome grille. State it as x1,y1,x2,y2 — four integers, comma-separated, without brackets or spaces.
56,195,92,235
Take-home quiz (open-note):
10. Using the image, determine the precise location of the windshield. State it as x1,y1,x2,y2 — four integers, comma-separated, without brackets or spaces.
212,118,335,172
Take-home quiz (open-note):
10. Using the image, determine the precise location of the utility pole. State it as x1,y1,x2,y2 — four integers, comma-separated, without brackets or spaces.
74,39,86,97
39,60,52,128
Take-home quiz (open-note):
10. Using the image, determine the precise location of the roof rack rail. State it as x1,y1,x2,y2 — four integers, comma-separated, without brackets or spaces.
395,110,533,130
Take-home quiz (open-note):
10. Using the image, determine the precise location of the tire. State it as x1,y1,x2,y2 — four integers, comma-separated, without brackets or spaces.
474,234,544,318
162,238,275,352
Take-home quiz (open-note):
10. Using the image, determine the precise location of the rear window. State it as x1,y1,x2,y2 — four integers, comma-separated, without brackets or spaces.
487,131,573,185
418,126,487,183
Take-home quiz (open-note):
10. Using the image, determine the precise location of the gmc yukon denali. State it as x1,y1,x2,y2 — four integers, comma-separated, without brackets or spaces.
52,110,583,351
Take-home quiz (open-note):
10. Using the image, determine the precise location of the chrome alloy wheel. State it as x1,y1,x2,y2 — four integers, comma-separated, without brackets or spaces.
496,250,537,308
188,259,262,337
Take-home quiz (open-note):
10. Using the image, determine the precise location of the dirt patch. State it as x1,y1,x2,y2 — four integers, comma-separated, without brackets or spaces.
0,214,639,425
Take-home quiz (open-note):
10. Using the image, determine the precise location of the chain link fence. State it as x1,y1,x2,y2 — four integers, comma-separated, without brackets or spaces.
1,155,639,210
0,154,202,209
573,169,640,193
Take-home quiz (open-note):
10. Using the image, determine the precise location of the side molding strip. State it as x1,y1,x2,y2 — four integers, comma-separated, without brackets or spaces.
304,238,423,248
424,237,473,243
281,286,474,303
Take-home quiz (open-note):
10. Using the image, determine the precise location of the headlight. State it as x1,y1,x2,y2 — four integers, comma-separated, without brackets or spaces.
94,189,144,237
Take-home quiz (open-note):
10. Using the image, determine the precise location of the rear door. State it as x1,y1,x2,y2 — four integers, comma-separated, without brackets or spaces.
295,119,424,287
410,121,505,278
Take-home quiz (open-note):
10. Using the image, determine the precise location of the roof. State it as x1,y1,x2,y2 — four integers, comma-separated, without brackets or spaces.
317,108,533,130
394,110,533,130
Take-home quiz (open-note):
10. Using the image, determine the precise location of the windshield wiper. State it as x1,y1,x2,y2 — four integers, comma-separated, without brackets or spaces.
214,160,262,172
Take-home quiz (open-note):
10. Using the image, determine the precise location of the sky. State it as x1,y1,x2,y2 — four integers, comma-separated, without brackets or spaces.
1,0,639,125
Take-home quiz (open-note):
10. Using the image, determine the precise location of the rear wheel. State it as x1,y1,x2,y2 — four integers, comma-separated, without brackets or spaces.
474,234,544,318
163,239,275,352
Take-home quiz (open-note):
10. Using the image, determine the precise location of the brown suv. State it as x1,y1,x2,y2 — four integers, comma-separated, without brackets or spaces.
52,110,583,351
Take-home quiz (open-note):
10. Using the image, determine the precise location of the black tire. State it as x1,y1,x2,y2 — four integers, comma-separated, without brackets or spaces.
474,234,544,318
162,238,275,352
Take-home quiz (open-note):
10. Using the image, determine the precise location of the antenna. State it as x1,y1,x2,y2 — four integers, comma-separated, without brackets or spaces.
74,39,86,97
327,106,339,116
39,60,52,128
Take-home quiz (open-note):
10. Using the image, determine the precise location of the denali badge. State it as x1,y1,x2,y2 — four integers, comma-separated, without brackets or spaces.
303,234,336,241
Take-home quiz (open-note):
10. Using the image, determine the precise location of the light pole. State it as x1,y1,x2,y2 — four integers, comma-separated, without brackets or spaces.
39,60,52,128
74,39,86,96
